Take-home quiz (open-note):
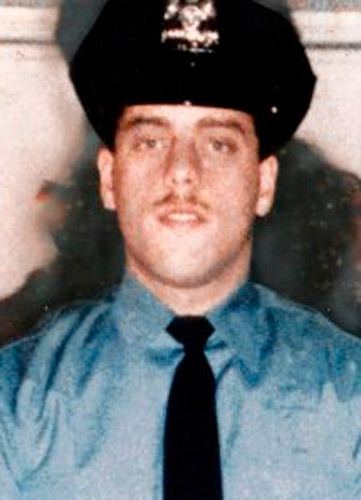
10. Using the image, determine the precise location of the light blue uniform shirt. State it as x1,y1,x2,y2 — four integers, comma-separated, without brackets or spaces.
1,274,361,499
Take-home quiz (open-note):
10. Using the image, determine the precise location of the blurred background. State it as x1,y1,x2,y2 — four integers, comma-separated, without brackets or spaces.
0,0,360,344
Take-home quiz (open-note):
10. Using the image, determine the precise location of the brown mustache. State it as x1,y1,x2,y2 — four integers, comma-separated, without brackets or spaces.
153,192,209,212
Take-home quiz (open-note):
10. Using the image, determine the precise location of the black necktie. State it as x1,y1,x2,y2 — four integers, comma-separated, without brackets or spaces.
163,316,223,500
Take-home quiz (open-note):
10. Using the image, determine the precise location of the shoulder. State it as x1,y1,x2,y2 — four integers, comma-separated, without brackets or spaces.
0,289,118,403
253,282,361,399
0,289,123,485
254,282,360,344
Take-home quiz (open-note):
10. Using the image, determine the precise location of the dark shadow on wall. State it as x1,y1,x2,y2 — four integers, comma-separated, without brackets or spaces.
256,0,289,16
57,0,107,60
0,131,123,347
252,140,361,335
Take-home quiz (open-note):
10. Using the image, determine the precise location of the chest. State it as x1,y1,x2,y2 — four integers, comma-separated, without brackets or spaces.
20,360,357,500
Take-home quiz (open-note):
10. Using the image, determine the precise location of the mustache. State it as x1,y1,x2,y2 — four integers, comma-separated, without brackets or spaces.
153,192,209,211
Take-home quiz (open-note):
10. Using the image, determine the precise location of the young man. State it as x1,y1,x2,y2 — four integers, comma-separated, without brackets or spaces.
1,0,361,498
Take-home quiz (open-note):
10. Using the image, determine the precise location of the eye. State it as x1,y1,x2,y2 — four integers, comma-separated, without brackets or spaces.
209,138,237,155
135,137,162,151
212,140,229,152
130,130,173,154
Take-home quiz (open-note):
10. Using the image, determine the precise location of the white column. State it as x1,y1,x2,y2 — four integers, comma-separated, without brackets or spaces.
292,8,361,178
0,5,85,299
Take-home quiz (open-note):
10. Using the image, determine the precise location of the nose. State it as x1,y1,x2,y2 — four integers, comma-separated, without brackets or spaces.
164,138,200,193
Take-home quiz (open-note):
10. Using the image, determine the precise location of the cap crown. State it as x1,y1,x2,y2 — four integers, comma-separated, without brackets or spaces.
70,0,316,154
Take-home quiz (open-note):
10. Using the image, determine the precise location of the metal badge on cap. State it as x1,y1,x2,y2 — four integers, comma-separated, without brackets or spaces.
162,0,220,53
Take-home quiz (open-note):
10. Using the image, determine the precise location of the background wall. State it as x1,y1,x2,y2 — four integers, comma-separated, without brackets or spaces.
294,4,361,178
0,0,360,340
0,1,85,299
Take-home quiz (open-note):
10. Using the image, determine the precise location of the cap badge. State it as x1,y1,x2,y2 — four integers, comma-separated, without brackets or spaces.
162,0,219,53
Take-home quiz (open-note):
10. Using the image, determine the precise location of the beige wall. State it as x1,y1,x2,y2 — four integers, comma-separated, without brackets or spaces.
0,6,85,299
295,10,361,178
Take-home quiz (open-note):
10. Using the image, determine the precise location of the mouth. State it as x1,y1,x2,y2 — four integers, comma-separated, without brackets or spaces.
157,205,207,227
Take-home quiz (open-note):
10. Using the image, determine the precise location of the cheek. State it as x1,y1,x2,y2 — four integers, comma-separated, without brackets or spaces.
113,170,159,234
115,156,163,195
212,166,260,213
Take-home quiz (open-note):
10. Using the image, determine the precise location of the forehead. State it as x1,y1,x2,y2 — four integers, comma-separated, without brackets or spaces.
118,104,256,133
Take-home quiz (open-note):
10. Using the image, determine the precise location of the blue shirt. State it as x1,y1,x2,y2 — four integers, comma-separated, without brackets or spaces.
1,274,361,499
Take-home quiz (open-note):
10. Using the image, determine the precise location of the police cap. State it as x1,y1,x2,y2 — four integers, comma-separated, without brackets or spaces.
70,0,316,156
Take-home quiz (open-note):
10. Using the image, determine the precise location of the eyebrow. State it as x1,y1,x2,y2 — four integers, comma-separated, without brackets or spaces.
118,114,248,135
197,117,247,135
120,115,169,132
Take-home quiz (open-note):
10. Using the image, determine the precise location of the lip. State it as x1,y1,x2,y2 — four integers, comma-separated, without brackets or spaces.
157,205,207,226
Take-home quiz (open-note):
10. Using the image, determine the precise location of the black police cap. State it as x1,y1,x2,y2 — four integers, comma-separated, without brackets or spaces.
70,0,316,156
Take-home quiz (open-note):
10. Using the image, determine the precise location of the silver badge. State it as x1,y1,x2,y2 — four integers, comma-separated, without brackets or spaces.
162,0,220,53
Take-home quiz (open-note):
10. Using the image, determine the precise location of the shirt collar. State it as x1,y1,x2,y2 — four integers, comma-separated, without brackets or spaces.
111,272,274,375
208,281,275,378
112,272,175,351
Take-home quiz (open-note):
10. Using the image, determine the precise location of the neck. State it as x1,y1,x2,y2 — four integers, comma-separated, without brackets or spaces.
126,250,251,316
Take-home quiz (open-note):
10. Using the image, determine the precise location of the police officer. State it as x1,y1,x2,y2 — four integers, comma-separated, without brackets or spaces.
1,0,361,499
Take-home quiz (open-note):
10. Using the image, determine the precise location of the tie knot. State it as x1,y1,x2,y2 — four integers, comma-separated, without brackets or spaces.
166,316,214,353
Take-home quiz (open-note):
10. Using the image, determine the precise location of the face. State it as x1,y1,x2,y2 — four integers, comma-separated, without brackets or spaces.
98,105,278,291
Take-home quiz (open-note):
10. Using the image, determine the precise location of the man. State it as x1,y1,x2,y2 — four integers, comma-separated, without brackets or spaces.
1,0,361,499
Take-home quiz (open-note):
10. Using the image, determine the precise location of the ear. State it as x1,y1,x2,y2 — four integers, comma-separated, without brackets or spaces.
97,147,116,211
255,154,278,217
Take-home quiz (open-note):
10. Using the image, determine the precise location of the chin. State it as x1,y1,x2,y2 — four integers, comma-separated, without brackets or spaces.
126,231,247,290
143,255,228,290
